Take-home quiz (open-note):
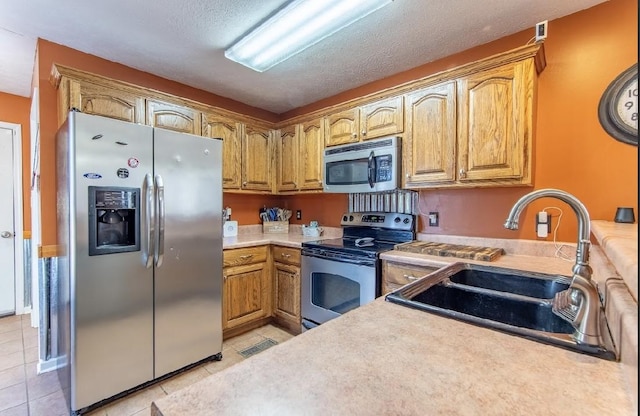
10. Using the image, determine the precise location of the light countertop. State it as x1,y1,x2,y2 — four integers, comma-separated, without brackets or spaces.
152,296,633,416
222,224,342,249
152,222,637,416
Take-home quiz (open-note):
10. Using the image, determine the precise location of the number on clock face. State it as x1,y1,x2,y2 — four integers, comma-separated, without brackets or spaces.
616,79,638,130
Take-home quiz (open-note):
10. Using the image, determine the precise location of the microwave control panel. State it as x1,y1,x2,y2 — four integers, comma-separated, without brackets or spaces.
375,155,393,182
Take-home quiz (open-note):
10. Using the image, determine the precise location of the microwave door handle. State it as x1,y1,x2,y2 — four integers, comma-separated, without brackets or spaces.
367,151,375,188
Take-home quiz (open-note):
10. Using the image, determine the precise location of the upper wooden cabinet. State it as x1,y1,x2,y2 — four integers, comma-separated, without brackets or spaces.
242,122,274,192
403,53,539,189
146,99,201,135
275,118,324,193
298,118,325,191
202,112,242,189
276,125,299,192
58,79,145,125
456,60,533,184
404,82,457,185
325,108,359,147
325,96,404,147
360,95,404,140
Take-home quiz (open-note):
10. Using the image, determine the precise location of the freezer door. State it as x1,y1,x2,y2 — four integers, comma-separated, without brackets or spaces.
70,112,154,410
153,128,223,377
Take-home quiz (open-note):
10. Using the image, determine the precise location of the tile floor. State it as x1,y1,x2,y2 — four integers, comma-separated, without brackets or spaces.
0,314,294,416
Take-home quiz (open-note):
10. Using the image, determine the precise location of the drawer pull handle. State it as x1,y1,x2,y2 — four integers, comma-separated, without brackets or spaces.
239,254,254,260
281,253,291,258
403,274,419,281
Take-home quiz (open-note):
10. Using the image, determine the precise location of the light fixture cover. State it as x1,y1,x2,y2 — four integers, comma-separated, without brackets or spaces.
225,0,392,72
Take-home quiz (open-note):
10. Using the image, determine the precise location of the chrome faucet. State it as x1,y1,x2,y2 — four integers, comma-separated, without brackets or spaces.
504,188,603,347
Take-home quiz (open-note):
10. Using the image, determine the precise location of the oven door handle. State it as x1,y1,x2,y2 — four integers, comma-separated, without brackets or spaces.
301,252,375,267
367,151,375,188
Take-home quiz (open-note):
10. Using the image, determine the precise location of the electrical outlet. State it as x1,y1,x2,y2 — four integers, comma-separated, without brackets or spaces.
428,212,439,227
536,211,551,238
535,20,548,42
296,210,302,220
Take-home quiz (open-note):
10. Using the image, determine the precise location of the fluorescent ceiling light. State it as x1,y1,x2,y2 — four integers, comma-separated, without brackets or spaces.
225,0,392,72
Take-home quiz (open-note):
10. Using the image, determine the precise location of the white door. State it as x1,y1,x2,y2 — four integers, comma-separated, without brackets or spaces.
0,126,16,315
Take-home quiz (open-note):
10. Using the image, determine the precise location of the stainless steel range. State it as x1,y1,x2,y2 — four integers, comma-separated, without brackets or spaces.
301,212,415,331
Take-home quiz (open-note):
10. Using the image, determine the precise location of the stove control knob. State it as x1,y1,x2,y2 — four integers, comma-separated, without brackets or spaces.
349,215,354,222
394,217,401,223
343,215,348,222
403,218,410,224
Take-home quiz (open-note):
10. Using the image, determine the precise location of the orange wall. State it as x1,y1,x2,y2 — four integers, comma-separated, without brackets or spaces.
28,0,639,245
222,193,348,228
0,92,31,231
285,0,639,242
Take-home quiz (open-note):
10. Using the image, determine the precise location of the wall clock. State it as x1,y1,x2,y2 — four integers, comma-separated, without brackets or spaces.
598,63,638,146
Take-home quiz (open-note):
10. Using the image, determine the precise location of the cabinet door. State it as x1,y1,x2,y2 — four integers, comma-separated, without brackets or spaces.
65,79,145,124
223,262,269,329
203,113,242,189
147,99,202,135
242,124,274,191
360,96,404,140
273,262,301,333
325,108,359,147
276,125,299,192
404,82,457,187
457,60,532,183
298,118,325,190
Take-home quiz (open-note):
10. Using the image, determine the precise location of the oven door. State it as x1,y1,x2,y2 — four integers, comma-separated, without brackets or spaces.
301,250,376,329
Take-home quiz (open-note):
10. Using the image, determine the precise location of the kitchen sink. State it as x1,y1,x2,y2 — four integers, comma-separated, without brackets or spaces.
385,262,617,360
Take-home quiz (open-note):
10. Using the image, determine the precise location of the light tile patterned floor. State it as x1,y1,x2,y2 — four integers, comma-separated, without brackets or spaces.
0,314,294,416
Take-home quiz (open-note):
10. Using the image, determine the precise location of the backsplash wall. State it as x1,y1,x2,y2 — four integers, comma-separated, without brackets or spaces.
223,193,348,228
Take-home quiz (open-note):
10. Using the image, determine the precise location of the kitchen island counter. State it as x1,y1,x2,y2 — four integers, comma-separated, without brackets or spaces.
151,294,633,415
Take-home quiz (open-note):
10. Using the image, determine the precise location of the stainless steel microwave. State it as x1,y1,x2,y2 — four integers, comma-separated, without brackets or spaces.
323,136,401,193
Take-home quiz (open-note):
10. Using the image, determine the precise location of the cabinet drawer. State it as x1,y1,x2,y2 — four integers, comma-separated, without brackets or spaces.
223,246,268,267
272,246,301,266
383,262,440,286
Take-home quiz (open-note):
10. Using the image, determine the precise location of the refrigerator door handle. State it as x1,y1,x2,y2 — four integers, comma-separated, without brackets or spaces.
154,174,165,268
142,173,155,268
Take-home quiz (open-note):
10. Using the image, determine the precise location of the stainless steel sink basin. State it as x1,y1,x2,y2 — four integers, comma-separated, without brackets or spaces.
385,262,617,360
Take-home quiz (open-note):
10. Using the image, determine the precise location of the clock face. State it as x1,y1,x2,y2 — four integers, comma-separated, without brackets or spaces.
598,63,638,146
614,77,638,132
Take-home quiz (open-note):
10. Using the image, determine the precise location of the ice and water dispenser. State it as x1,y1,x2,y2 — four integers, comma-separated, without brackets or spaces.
88,187,140,256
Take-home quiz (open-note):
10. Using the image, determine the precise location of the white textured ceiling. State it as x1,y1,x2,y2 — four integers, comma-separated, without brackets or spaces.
0,0,607,114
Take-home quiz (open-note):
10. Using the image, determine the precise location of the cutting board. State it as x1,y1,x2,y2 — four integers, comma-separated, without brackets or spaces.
394,241,504,262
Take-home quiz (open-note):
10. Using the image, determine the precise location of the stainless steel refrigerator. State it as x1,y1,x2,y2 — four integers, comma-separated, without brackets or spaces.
55,111,223,414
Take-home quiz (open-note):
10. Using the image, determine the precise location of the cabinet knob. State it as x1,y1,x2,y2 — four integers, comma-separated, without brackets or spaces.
223,275,227,281
242,181,247,187
459,168,466,178
405,173,410,178
361,130,367,136
403,274,419,281
352,133,358,138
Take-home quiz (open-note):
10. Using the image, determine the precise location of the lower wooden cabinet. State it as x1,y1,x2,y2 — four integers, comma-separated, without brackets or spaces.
223,246,271,335
381,261,440,295
222,244,303,338
272,246,302,334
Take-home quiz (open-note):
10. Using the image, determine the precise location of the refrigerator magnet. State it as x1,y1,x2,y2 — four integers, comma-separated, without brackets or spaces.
128,157,139,168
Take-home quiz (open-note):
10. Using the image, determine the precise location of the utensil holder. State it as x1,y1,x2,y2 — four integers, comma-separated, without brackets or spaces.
262,221,289,234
